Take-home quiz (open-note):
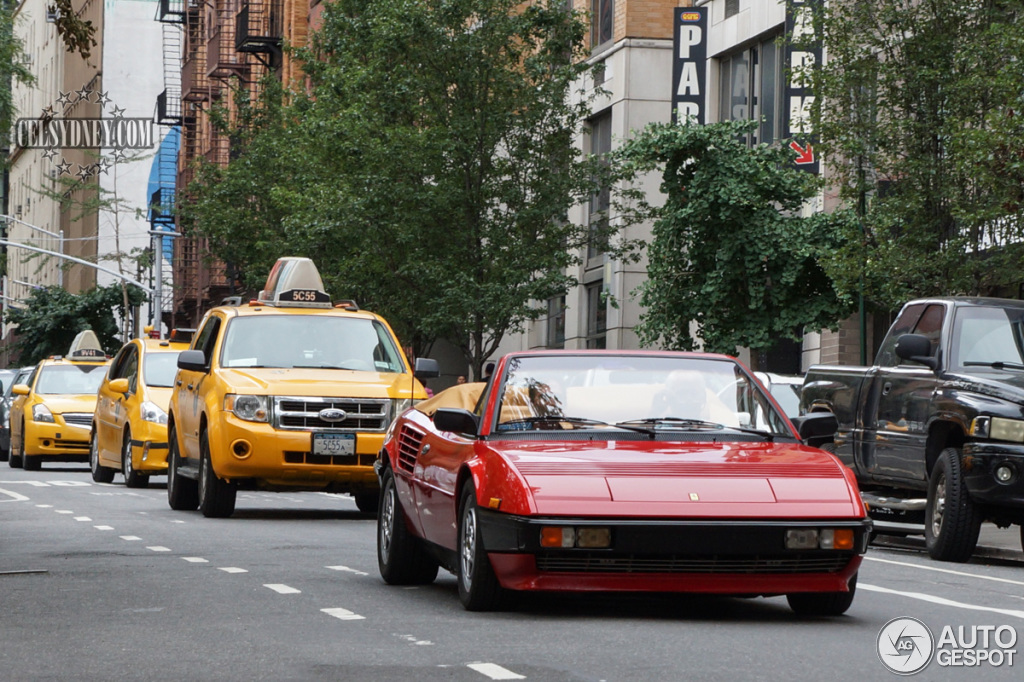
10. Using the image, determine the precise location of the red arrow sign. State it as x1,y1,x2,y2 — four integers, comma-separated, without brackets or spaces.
790,140,814,164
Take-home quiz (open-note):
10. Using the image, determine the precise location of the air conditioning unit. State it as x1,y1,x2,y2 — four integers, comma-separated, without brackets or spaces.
46,7,59,23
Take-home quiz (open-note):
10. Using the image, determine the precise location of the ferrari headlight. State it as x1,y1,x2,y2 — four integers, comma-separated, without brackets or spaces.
140,400,168,425
224,394,268,423
32,404,55,423
786,528,855,550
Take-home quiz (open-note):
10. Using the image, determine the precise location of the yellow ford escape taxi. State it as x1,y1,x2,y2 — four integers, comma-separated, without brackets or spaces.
90,329,194,487
167,257,438,518
8,331,111,471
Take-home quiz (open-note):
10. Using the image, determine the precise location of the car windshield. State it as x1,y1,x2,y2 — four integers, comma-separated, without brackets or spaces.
951,305,1024,370
493,354,790,435
35,364,107,395
220,315,405,372
144,352,182,388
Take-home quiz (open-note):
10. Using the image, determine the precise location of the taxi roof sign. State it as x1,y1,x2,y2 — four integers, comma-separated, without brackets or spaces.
257,257,332,309
68,330,106,360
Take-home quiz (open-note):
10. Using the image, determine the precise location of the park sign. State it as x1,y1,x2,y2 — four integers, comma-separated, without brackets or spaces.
671,7,707,125
785,0,822,174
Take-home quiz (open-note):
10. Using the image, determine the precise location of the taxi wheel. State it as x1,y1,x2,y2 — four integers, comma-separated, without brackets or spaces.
23,454,41,471
90,431,115,483
457,482,506,611
786,574,858,617
198,429,236,518
377,467,438,585
167,424,198,511
122,430,149,489
8,424,23,468
354,491,379,515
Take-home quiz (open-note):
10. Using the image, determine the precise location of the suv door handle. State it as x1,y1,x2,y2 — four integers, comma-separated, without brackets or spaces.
882,382,892,395
187,384,194,390
176,380,182,387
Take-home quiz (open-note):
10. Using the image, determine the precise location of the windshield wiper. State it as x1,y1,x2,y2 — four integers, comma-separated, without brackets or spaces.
963,361,1024,371
618,417,724,430
499,416,654,436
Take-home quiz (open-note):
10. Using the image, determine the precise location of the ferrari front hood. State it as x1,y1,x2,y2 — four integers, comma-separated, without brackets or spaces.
495,440,861,519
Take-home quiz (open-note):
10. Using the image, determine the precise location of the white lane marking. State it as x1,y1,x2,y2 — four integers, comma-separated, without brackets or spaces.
94,525,114,531
264,584,301,594
326,565,369,576
865,556,1024,587
146,546,171,552
861,583,1024,620
322,607,365,621
73,516,92,521
120,535,141,541
170,519,186,524
398,634,433,646
467,663,526,680
55,510,73,514
182,557,208,563
218,567,248,574
35,504,52,508
0,487,29,502
49,480,89,487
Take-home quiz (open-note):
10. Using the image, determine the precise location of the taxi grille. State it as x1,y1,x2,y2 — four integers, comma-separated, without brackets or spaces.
61,413,93,428
53,439,91,451
534,554,851,574
283,452,376,467
273,397,390,432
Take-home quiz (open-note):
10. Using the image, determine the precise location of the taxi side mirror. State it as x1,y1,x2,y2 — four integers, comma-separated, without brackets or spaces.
12,384,29,396
177,350,208,372
109,378,130,394
414,357,440,379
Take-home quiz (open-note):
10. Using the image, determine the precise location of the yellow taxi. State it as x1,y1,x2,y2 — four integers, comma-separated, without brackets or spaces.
8,331,111,471
167,257,438,517
90,329,195,487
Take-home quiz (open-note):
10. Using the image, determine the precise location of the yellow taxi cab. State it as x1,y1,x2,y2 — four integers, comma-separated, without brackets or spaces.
8,331,111,471
167,257,439,518
90,328,195,487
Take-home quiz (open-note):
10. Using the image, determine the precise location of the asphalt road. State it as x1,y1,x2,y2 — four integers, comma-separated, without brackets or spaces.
2,464,1023,682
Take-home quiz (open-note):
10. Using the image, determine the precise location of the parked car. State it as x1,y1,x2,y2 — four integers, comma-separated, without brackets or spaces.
90,330,194,487
0,366,33,461
376,350,869,614
755,372,804,418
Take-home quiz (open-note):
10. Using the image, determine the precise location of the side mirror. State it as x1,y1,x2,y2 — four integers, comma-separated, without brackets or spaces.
790,412,839,448
414,357,440,379
433,407,478,436
177,349,208,372
894,333,938,370
109,378,130,394
12,384,29,396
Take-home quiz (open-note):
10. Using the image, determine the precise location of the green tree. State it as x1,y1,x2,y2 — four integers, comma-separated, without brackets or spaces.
185,0,632,377
811,0,1024,310
616,119,852,364
4,283,146,363
0,0,35,146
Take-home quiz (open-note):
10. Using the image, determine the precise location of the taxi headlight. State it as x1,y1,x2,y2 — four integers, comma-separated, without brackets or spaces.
224,394,268,423
391,398,412,422
32,404,55,423
140,400,168,425
989,417,1024,443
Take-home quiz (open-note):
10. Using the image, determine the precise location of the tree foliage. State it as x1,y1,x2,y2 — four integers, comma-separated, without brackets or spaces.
0,1,35,148
185,0,626,377
4,283,146,364
811,0,1024,310
616,119,853,360
49,0,97,59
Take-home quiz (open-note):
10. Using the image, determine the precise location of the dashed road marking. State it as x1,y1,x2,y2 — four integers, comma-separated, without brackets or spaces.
322,607,365,621
146,546,171,552
94,525,114,530
182,557,208,563
218,567,248,574
467,663,526,680
170,520,186,524
326,565,369,576
35,504,52,508
55,510,73,514
74,516,91,521
397,634,433,646
861,583,1024,620
120,535,142,541
264,584,300,594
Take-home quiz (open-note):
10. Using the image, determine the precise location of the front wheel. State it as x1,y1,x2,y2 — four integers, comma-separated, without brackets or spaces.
376,468,438,585
198,429,236,518
90,431,115,483
457,482,506,611
8,422,23,468
925,447,981,562
122,430,149,488
166,424,198,511
354,491,379,515
787,574,858,616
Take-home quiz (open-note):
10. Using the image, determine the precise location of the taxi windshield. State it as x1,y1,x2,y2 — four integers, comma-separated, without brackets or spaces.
35,364,107,395
220,315,405,372
144,352,182,388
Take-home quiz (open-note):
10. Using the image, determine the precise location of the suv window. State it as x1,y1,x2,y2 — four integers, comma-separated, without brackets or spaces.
876,304,927,367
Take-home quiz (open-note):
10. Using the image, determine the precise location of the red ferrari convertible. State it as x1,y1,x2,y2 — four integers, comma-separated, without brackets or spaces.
375,351,870,614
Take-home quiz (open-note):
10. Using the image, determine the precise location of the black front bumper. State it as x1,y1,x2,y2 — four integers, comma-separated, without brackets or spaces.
962,442,1024,510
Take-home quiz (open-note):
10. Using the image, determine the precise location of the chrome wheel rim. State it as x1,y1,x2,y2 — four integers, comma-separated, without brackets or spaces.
123,438,132,478
380,483,395,561
199,454,208,502
90,435,98,472
931,473,947,537
460,505,476,592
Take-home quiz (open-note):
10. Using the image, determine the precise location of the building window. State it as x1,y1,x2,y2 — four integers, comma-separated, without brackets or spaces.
585,282,607,349
718,34,784,146
592,0,614,48
725,0,740,19
588,111,612,262
546,296,566,348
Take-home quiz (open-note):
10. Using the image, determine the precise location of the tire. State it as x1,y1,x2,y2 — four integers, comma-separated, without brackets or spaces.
198,429,236,518
90,431,114,483
787,574,858,616
925,447,982,562
8,422,23,468
122,430,149,489
167,424,198,511
22,454,41,471
1019,525,1024,555
457,482,506,611
376,468,439,585
355,491,380,515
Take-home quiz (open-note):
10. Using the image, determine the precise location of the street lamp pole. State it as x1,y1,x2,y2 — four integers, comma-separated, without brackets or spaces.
149,229,182,334
0,238,153,293
1,214,65,288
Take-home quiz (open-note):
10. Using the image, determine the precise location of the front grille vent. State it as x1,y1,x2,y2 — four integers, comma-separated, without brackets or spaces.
62,413,93,428
535,553,851,574
396,426,424,473
273,396,390,432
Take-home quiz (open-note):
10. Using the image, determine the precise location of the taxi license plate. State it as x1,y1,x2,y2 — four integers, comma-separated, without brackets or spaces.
312,433,355,456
